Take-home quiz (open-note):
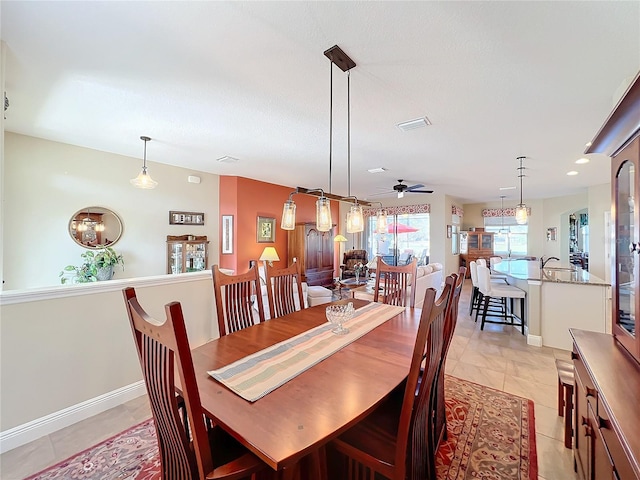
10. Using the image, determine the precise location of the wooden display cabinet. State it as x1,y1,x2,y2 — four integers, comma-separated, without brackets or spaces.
459,230,495,278
167,235,209,274
587,70,640,363
287,223,335,287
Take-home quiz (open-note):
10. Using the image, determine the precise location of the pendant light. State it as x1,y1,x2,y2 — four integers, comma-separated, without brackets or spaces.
515,156,528,225
130,136,158,189
499,195,507,233
344,70,364,234
281,188,332,232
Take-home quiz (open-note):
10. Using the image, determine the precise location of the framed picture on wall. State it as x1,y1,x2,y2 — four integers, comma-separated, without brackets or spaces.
257,216,276,243
222,215,233,254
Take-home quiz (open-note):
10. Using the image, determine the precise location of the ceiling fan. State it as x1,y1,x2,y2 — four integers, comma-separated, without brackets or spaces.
371,179,433,198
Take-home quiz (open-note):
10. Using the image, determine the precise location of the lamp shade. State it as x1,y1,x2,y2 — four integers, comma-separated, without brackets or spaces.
316,197,332,232
334,234,348,242
131,136,158,189
259,246,280,263
376,209,388,233
515,205,528,225
281,199,296,230
346,204,364,233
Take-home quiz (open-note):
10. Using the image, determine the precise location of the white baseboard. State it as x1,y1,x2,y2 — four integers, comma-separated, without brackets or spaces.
527,334,543,347
0,381,146,454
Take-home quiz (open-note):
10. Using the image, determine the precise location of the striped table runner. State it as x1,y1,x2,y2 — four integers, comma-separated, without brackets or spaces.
208,302,406,402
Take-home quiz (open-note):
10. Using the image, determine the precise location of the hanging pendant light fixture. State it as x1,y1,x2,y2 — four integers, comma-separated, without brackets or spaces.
515,156,528,225
499,195,508,233
130,136,158,189
344,69,364,234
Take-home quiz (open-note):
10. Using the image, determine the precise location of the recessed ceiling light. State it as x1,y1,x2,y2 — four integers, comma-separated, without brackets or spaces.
499,186,516,191
575,158,590,164
396,116,432,132
216,156,239,163
567,171,579,176
368,167,387,174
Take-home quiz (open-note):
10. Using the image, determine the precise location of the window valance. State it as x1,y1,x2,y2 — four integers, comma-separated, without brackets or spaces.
451,205,464,216
482,207,531,218
363,203,430,218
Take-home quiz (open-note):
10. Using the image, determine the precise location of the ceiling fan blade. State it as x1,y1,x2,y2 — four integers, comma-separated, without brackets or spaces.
406,183,425,191
367,190,395,197
409,189,434,193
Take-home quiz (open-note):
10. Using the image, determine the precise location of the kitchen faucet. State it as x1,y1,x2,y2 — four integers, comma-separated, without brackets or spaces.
540,256,560,269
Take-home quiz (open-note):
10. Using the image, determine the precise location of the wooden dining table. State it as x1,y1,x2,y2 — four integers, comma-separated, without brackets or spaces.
190,298,422,476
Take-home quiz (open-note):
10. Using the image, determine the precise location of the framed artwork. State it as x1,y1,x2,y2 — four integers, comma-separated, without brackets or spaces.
222,215,233,254
170,211,205,226
257,216,276,243
547,227,557,242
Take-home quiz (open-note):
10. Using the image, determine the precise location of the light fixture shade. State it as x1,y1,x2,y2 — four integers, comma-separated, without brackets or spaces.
334,234,348,242
346,204,364,233
130,168,158,189
281,199,296,230
131,136,158,189
376,209,388,233
316,197,332,232
259,246,280,262
515,205,528,225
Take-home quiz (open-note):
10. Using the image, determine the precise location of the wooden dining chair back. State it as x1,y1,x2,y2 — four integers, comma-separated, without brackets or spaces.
265,261,306,319
122,287,267,480
212,264,265,337
373,257,418,308
434,268,466,448
330,282,453,480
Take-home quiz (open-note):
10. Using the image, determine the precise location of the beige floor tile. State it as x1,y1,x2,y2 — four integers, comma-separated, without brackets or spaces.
552,348,572,360
0,434,56,480
506,358,558,387
503,375,558,409
458,348,508,373
450,361,505,390
534,403,566,443
444,358,458,374
536,433,578,480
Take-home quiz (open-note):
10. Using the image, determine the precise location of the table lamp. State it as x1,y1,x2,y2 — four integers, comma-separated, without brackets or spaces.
259,246,280,267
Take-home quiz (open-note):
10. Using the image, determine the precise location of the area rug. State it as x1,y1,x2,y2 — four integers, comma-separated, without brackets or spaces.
25,375,537,480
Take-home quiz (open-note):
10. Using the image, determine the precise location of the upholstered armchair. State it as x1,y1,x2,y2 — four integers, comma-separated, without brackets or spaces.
340,249,368,279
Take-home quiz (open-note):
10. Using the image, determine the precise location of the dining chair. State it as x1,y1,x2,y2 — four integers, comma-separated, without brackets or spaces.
329,282,453,480
122,287,270,480
373,257,418,308
265,260,306,319
212,264,265,337
434,268,465,448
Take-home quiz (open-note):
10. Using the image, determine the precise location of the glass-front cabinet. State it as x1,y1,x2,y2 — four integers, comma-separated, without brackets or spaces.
612,137,640,362
167,235,209,274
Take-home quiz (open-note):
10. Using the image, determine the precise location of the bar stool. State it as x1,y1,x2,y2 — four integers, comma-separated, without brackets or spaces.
476,265,526,334
469,261,507,318
556,358,575,449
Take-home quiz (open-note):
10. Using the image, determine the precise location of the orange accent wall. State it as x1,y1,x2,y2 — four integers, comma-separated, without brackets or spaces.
219,177,340,275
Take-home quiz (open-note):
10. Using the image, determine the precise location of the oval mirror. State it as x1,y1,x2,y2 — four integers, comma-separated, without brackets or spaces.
68,206,123,249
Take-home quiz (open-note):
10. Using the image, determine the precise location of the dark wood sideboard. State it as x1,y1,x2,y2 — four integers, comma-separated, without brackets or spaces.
571,329,640,479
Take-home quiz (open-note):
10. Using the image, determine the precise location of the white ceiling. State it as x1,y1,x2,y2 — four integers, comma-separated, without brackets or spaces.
2,1,639,204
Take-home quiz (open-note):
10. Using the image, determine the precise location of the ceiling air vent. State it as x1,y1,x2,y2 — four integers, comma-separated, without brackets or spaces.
396,116,432,132
216,156,239,164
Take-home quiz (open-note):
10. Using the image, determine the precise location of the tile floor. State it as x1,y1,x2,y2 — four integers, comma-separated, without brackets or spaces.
1,281,577,480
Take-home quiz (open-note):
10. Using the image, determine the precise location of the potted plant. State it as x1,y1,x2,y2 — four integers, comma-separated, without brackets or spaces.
60,246,125,284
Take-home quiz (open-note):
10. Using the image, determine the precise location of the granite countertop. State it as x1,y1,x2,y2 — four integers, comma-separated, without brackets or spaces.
492,259,609,286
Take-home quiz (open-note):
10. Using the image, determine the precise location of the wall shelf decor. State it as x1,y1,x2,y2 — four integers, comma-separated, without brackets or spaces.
169,211,205,226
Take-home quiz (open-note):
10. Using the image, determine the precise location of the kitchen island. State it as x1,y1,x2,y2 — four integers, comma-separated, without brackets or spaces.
492,259,610,350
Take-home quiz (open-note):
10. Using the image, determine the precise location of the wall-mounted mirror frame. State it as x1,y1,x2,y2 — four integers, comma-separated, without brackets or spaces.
68,206,123,249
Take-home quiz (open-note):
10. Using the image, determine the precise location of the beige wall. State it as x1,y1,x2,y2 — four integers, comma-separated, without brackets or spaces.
0,274,217,432
3,133,220,290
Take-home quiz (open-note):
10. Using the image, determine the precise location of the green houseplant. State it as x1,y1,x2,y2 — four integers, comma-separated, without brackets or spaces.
60,246,125,284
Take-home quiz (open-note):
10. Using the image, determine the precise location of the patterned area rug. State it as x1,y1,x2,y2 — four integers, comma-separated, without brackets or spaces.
25,376,536,480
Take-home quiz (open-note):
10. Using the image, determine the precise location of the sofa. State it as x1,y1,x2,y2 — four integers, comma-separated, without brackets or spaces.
411,263,444,308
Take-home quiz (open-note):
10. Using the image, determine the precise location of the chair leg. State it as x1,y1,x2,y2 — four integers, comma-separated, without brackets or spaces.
469,286,477,315
558,377,565,417
480,295,490,330
521,298,526,335
563,384,574,449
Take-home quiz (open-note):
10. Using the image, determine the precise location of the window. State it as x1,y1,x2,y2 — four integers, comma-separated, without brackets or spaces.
365,213,430,265
484,216,528,256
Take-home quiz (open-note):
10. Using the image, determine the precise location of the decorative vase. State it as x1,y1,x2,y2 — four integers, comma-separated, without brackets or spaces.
96,265,114,281
355,270,360,283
